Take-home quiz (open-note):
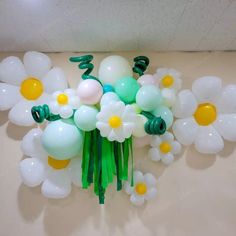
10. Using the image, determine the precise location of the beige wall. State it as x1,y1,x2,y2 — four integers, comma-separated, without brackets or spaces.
0,52,236,236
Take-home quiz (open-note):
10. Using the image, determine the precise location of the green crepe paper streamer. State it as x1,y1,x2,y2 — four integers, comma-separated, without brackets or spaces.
114,142,122,191
122,139,129,180
82,132,91,189
87,130,95,184
97,130,105,204
128,137,134,187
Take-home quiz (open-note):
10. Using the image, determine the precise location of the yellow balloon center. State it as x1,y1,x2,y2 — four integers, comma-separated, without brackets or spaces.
48,156,70,170
161,75,174,88
57,93,68,105
108,115,122,128
194,103,217,126
135,182,147,195
20,77,43,100
159,142,172,153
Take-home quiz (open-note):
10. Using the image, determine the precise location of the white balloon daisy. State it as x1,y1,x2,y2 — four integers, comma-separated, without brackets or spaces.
154,68,182,107
124,170,157,206
96,101,136,142
49,89,80,119
172,76,236,154
19,128,82,199
148,131,181,165
0,51,68,126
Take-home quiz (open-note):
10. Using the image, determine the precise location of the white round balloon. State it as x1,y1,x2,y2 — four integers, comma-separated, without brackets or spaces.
98,55,132,85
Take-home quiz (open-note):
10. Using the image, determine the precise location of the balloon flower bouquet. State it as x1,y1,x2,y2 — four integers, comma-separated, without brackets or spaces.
0,52,236,206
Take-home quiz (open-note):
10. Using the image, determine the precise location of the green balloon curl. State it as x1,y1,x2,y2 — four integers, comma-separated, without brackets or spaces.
31,104,61,123
141,111,166,135
69,55,102,85
133,56,150,76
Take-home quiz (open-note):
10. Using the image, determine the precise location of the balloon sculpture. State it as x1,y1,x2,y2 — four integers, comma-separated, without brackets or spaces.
1,51,236,206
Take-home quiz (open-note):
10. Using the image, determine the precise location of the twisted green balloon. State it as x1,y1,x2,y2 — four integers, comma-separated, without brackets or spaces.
133,56,150,76
141,111,166,135
69,55,102,84
31,104,61,123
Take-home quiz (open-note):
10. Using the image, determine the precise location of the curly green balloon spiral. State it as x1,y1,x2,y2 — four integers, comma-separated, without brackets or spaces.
141,111,166,135
69,55,101,84
31,104,61,123
133,56,150,76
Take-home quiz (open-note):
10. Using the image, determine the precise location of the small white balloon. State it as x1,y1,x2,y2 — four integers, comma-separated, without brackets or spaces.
60,106,73,119
98,55,132,85
0,83,22,110
21,128,44,157
161,88,176,107
20,158,45,187
23,51,51,78
8,100,35,126
41,171,71,199
100,92,120,106
132,115,147,137
42,67,68,94
0,56,27,85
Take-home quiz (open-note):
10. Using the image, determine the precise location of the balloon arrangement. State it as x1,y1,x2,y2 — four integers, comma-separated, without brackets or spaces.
0,52,236,206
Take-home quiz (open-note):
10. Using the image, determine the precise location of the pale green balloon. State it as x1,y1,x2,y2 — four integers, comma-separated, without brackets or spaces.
152,105,173,129
115,76,140,104
136,85,162,111
41,119,83,160
74,105,98,131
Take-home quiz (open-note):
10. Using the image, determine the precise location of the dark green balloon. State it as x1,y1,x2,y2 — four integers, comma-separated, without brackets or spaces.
114,76,140,104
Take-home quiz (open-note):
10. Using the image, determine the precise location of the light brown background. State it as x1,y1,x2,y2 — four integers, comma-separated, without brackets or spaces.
0,52,236,236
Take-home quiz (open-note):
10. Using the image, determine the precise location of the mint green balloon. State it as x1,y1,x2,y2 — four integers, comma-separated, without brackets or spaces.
114,76,140,104
74,105,98,131
41,119,83,160
152,106,173,129
136,85,162,111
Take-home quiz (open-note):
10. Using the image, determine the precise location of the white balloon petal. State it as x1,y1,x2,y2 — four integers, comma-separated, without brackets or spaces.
192,76,222,103
161,88,176,107
60,105,73,119
23,51,51,78
172,141,182,154
148,148,161,161
194,125,224,154
42,67,68,94
41,170,71,199
20,158,45,187
134,171,144,184
216,85,236,113
144,173,157,187
214,114,236,141
145,188,158,200
132,115,147,138
172,89,197,118
100,92,120,106
21,128,45,157
8,100,35,126
124,182,134,195
0,56,27,85
36,93,51,105
172,118,198,145
68,157,82,187
130,194,145,206
0,83,21,110
161,153,174,165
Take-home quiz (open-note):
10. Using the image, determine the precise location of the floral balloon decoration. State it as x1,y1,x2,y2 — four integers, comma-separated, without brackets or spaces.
0,51,68,126
1,52,236,206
